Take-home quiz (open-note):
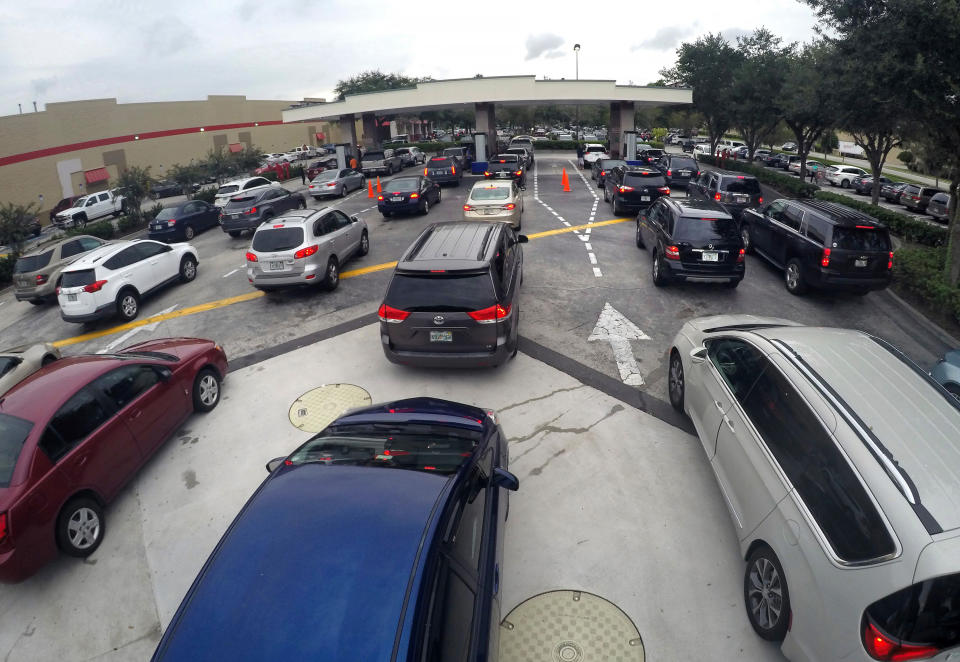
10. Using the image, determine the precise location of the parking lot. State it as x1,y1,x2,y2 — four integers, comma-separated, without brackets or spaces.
0,152,956,661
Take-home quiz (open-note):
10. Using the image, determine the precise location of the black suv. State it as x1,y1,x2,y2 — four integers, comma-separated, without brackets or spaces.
740,199,892,295
484,154,526,187
688,169,763,220
378,222,527,368
636,198,744,288
424,156,463,186
603,166,670,216
655,154,700,188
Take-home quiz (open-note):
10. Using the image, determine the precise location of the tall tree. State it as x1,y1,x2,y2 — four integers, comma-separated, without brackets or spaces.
731,29,795,161
660,34,742,156
0,202,40,256
333,71,432,101
116,166,152,223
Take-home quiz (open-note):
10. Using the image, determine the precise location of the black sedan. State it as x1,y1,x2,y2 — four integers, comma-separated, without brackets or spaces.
150,180,183,199
853,175,892,196
147,200,221,241
378,176,441,217
220,187,307,237
881,181,908,204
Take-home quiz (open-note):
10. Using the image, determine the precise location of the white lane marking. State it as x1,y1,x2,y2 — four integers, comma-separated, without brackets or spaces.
0,302,5,307
562,221,571,226
98,304,178,353
592,267,603,278
588,302,649,385
579,235,589,242
588,253,597,264
585,242,592,250
222,268,240,278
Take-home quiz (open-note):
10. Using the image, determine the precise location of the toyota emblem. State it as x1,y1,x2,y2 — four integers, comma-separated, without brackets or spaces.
707,243,714,250
433,315,445,326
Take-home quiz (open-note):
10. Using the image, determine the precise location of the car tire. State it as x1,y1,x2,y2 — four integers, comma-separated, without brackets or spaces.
635,221,645,248
28,299,45,306
652,250,669,287
421,198,430,215
841,179,850,188
75,214,87,229
359,231,370,256
725,278,741,289
741,224,753,253
613,198,623,216
323,257,340,291
192,367,222,413
784,258,807,295
668,349,684,411
299,199,307,208
179,255,198,283
312,196,321,201
183,224,195,240
228,230,241,238
744,545,791,642
57,497,105,558
603,186,609,202
116,289,140,321
340,186,347,198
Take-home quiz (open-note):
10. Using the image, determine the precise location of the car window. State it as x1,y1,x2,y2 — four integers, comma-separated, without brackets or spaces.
39,388,109,463
85,198,97,207
14,250,54,273
706,338,767,399
830,227,890,251
59,240,84,259
339,169,353,178
722,177,761,194
765,200,788,222
330,211,352,230
804,215,830,245
425,564,476,662
673,217,739,243
98,193,110,202
738,359,896,562
0,413,33,488
137,242,169,259
384,178,419,193
252,227,304,251
623,172,666,187
385,274,496,312
450,448,492,571
104,246,141,270
781,205,804,232
93,365,160,411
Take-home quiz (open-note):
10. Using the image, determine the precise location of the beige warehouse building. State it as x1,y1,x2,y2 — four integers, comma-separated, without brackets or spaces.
0,95,341,221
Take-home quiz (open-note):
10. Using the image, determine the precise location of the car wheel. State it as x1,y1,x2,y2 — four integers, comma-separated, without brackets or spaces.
652,251,669,287
613,198,623,216
323,257,340,291
340,185,347,198
116,289,140,321
725,278,741,289
635,221,645,248
784,258,807,295
179,255,198,282
75,215,87,229
602,186,609,202
228,230,241,238
299,198,307,208
359,231,370,256
741,225,753,253
28,299,45,306
57,497,104,558
668,349,684,411
192,367,221,412
183,224,195,240
421,198,430,215
840,179,850,188
744,545,791,642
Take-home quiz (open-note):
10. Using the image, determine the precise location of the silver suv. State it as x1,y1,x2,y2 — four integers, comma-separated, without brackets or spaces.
245,208,369,292
13,235,108,304
669,315,960,661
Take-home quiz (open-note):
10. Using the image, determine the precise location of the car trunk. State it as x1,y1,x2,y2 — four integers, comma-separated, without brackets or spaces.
673,217,742,273
250,227,305,278
619,173,667,205
826,226,891,278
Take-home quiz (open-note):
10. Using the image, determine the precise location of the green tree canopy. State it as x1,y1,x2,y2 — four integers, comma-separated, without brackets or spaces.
333,71,433,101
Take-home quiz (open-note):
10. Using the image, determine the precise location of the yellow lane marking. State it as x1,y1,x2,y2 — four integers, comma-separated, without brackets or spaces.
51,217,634,349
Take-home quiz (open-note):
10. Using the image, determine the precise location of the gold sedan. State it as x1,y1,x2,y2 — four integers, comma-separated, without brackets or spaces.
462,181,524,230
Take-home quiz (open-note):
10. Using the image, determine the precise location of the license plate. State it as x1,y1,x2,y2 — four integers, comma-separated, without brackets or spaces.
735,195,749,203
67,293,77,301
679,170,690,176
484,208,498,215
430,331,453,343
270,261,284,271
497,172,510,178
855,258,867,267
391,197,403,202
702,252,719,262
641,195,651,201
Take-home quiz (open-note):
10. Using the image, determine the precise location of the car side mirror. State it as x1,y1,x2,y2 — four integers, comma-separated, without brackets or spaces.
517,235,529,244
156,367,173,381
351,215,359,223
690,346,707,364
266,457,285,473
491,467,519,492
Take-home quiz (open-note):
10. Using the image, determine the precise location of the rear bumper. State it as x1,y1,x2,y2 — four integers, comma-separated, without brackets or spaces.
0,541,54,584
60,301,115,323
14,285,53,301
811,271,892,291
362,165,391,174
379,200,420,214
664,261,744,282
463,210,521,228
148,227,185,241
221,217,264,232
381,332,513,368
250,267,321,288
430,174,461,184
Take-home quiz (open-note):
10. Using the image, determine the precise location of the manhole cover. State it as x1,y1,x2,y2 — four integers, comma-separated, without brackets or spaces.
287,384,372,432
500,590,644,662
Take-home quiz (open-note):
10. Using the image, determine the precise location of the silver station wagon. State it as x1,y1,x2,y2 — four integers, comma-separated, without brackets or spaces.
669,315,960,662
245,208,369,291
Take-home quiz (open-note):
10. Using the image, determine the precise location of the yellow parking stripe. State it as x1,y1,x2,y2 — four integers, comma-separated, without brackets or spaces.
51,217,633,348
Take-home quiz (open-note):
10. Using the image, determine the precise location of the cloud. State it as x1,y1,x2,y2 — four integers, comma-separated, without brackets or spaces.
31,76,58,97
631,25,696,51
525,33,563,60
720,28,753,44
142,17,198,55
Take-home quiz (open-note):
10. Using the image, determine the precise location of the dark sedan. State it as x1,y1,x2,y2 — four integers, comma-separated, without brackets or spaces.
151,397,518,662
150,181,183,199
378,175,441,217
148,200,221,241
853,175,892,196
220,187,306,237
0,337,227,583
881,181,908,204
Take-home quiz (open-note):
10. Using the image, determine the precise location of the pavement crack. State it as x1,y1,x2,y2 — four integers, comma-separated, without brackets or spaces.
498,385,587,413
509,403,626,462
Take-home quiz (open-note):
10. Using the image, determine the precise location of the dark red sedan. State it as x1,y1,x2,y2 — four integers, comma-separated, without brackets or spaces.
0,337,227,583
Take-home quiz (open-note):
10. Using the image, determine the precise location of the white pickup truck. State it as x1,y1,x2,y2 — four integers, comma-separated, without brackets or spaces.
53,189,127,229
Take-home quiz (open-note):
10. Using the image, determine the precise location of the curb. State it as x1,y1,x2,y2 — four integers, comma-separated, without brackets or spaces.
882,288,960,348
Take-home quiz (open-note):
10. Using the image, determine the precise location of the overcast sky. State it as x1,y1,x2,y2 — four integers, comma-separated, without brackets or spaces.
0,0,820,117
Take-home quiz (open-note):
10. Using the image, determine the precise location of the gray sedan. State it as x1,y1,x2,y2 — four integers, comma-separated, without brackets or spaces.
220,187,307,237
0,343,60,395
308,168,366,199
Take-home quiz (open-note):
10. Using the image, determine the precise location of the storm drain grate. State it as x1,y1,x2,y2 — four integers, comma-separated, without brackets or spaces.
287,384,372,432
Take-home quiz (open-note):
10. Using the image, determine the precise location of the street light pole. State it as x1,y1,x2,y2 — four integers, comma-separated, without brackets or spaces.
574,43,581,144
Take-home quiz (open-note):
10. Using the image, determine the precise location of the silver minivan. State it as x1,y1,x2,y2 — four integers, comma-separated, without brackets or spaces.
245,208,369,291
669,315,960,661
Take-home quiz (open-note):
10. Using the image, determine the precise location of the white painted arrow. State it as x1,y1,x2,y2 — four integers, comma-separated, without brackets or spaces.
588,303,650,386
97,304,179,354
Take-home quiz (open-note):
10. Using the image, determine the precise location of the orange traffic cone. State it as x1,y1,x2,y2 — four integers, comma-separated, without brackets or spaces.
367,179,375,198
561,168,571,192
376,177,382,193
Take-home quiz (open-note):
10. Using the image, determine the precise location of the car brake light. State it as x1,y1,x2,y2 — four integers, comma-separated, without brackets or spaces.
377,304,410,323
463,204,473,211
758,197,763,204
515,170,523,176
245,252,258,262
468,303,512,323
83,279,108,293
658,187,671,194
600,170,606,176
410,193,419,199
667,169,672,176
423,168,428,176
737,248,745,263
451,165,456,175
504,203,516,210
618,186,634,193
665,245,680,260
863,620,940,661
377,195,384,201
294,245,318,259
499,160,505,163
888,251,893,270
856,225,874,229
35,274,48,285
714,192,722,201
0,512,6,545
309,185,315,189
484,171,491,177
326,183,336,187
242,207,258,215
822,248,831,267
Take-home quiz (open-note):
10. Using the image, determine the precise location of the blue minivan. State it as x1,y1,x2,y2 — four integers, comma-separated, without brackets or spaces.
152,397,519,662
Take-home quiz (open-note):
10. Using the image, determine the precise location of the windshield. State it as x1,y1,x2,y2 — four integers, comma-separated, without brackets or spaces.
386,273,496,312
384,179,418,193
471,186,510,200
586,146,605,153
363,152,385,161
286,422,482,475
252,227,304,252
0,413,33,487
599,160,626,170
723,178,761,194
674,217,740,243
831,227,891,251
216,185,239,195
14,250,54,273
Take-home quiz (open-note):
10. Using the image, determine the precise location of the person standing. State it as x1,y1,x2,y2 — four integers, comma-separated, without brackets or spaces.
576,142,584,169
300,165,306,185
349,155,358,170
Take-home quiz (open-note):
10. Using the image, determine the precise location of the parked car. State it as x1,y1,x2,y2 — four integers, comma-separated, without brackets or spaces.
766,153,790,169
603,166,670,216
788,159,824,176
306,158,338,180
245,208,368,292
655,154,700,188
213,177,276,209
148,200,221,242
753,149,771,161
930,349,960,399
508,137,535,162
220,187,306,237
688,170,763,220
424,156,462,186
693,143,714,158
681,139,696,153
393,146,425,167
926,192,951,222
288,145,317,159
58,240,199,322
592,158,627,188
582,143,607,168
853,175,893,196
667,315,960,662
740,198,892,295
53,190,126,229
150,397,517,661
780,141,797,150
378,175,441,217
360,149,402,175
48,196,83,224
484,154,526,187
636,198,744,288
12,235,107,304
823,165,867,188
781,155,802,171
881,181,908,204
149,180,183,199
379,222,526,368
0,343,60,396
463,180,523,229
307,168,365,200
901,184,947,213
0,338,227,583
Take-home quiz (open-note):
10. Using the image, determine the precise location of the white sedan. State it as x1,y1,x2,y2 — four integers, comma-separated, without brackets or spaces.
0,343,60,395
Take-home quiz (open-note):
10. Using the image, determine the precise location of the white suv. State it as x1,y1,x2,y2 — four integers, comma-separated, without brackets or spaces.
58,240,198,323
214,177,277,208
824,165,868,188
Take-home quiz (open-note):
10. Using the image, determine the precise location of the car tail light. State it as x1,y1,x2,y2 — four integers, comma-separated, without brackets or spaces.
294,245,318,259
658,187,671,195
0,512,6,545
377,195,384,201
863,620,940,661
377,304,409,323
243,206,258,215
484,171,491,177
515,170,523,176
888,251,893,270
600,170,606,176
463,204,473,211
737,248,745,263
423,168,428,176
758,197,763,204
245,252,258,262
468,303,512,323
451,165,456,175
309,185,315,189
410,193,419,199
822,248,831,267
326,183,336,187
714,192,722,201
667,169,672,176
504,203,516,210
665,245,680,260
618,186,634,193
35,274,48,285
83,279,108,293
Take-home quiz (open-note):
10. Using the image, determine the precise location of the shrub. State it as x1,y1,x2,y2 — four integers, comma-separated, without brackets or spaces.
897,150,914,165
892,246,960,324
697,155,819,198
0,254,15,285
67,220,116,240
813,191,948,247
192,187,217,204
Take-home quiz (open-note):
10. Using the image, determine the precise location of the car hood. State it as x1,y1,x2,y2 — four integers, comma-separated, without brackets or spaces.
57,206,86,216
684,314,802,334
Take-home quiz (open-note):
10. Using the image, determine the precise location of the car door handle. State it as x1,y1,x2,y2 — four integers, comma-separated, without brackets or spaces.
723,416,735,432
75,455,88,468
130,410,143,421
714,400,725,411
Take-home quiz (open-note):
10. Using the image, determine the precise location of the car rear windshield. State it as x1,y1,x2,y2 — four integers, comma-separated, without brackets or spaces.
216,185,239,195
643,150,664,158
721,178,761,194
831,227,890,251
155,208,178,222
674,217,740,243
314,170,338,181
252,228,304,252
223,197,257,210
14,250,54,273
0,413,33,487
363,152,385,160
443,149,463,156
429,158,453,167
61,268,96,288
600,160,626,169
623,172,666,186
492,155,519,163
471,186,510,200
286,422,482,475
669,158,698,170
394,148,410,155
386,273,496,312
385,179,418,193
866,571,960,652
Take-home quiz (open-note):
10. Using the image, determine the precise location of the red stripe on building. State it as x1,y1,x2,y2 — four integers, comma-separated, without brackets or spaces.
0,120,286,168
